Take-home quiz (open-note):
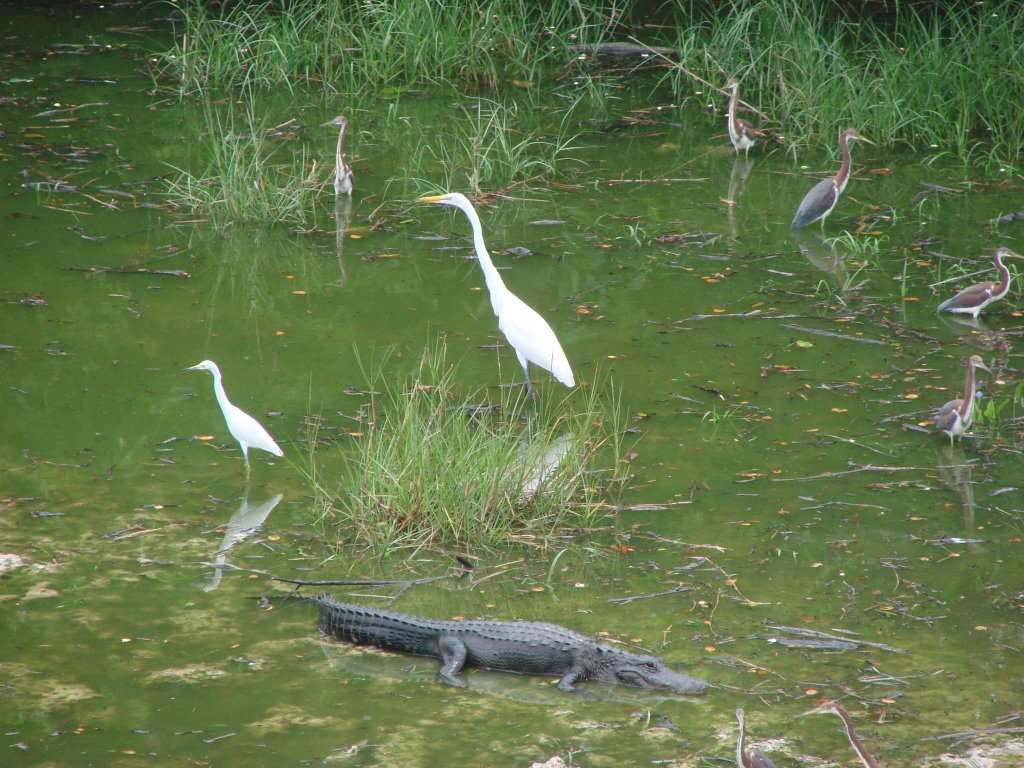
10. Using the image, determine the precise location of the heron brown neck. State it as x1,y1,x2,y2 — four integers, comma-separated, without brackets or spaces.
832,707,882,768
959,361,978,421
736,710,748,768
993,250,1011,295
834,134,854,192
336,126,347,166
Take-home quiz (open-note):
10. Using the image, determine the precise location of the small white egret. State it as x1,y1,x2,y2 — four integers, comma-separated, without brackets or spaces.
322,115,354,196
184,360,284,477
417,192,574,400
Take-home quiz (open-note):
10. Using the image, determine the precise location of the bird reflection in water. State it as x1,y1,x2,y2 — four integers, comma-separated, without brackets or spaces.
793,229,853,289
934,446,983,554
330,196,353,289
205,490,284,591
725,155,754,240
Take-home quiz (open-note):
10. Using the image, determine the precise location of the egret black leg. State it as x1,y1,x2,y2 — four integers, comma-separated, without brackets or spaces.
520,361,536,405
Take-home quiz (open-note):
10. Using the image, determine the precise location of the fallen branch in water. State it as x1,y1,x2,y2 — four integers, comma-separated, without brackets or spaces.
63,265,190,278
764,623,903,653
608,585,694,605
772,463,920,482
781,323,886,345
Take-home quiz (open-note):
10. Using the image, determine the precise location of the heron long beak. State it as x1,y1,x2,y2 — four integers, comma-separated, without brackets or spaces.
183,364,202,372
975,361,992,374
859,136,876,146
417,194,446,203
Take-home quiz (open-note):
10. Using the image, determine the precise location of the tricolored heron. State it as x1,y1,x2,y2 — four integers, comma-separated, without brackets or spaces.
791,128,874,229
726,79,764,156
322,115,354,196
937,247,1021,318
800,701,883,768
735,707,777,768
184,360,284,477
416,192,574,401
934,354,990,444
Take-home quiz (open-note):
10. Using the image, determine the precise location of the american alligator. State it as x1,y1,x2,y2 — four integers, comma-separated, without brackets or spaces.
315,594,708,694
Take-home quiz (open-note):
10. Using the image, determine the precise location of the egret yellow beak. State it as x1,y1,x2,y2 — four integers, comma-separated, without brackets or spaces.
417,194,446,203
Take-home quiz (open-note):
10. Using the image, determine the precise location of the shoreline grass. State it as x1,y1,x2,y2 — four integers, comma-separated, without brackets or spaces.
156,0,1024,165
307,342,629,556
163,101,322,230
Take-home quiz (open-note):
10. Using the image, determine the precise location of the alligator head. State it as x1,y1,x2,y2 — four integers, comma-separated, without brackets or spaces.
596,649,708,694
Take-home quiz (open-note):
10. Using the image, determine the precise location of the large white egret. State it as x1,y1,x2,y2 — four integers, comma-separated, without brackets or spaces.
417,192,574,400
791,128,874,229
322,115,354,196
184,360,284,477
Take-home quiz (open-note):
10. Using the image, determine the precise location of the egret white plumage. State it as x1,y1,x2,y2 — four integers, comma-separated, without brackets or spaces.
416,192,574,400
726,79,764,156
792,128,874,229
184,360,284,477
937,247,1021,318
322,115,354,196
934,354,990,444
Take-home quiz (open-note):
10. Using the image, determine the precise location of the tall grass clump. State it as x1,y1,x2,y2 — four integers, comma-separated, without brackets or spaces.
311,342,628,555
159,0,621,97
662,0,1024,164
405,98,581,196
164,102,321,230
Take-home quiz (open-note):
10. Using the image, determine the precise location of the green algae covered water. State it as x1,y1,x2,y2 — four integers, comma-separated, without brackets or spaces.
1,3,1022,767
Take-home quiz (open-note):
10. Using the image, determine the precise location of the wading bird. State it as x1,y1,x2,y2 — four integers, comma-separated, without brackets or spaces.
800,700,883,768
322,115,354,196
791,128,874,229
934,354,990,444
185,360,284,477
735,708,777,768
416,192,574,400
726,79,764,156
937,247,1021,318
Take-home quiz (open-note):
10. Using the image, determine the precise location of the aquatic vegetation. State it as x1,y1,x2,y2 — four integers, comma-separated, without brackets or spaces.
159,0,617,97
163,102,322,229
309,342,627,554
408,99,581,195
660,0,1024,163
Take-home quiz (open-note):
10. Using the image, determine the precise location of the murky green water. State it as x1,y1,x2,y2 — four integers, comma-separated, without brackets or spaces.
2,4,1022,767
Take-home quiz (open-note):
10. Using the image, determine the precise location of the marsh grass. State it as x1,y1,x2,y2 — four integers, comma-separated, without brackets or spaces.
309,342,628,555
160,0,619,97
164,102,322,229
662,0,1024,164
407,98,582,196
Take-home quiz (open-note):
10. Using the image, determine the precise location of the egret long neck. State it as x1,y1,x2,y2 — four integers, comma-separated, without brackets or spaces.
463,204,508,315
210,369,232,414
992,251,1011,297
834,135,854,194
